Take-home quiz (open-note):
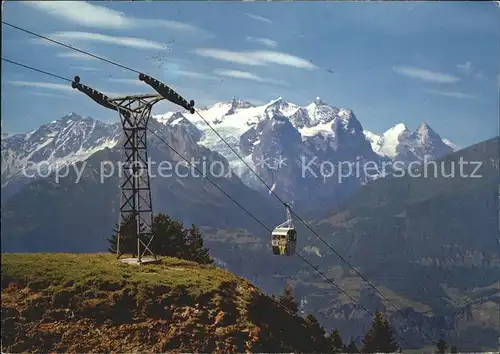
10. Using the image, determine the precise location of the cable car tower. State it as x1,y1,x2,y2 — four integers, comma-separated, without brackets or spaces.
71,74,195,264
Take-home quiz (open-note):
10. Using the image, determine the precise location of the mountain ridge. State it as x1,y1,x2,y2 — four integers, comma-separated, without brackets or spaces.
2,97,459,205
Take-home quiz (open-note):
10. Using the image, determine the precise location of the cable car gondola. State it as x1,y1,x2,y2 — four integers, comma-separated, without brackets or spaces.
271,203,296,256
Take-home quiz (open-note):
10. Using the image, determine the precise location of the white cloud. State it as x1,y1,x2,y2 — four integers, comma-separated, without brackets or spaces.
167,70,216,80
213,69,288,86
245,13,272,24
392,66,460,83
30,91,71,99
70,66,100,72
24,1,206,34
427,89,477,99
194,49,262,66
8,80,74,92
108,78,143,86
49,32,168,50
193,49,317,70
246,36,277,48
7,80,133,98
456,61,474,76
57,52,98,61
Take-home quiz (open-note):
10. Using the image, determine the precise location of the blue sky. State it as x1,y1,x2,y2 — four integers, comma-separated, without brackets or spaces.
1,1,499,147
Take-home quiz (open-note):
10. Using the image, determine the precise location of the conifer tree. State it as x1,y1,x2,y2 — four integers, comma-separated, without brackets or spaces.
185,224,213,265
344,338,359,353
107,213,140,257
305,313,326,337
108,212,213,265
304,313,327,351
151,213,187,257
435,339,448,354
278,282,299,313
361,311,400,353
326,328,344,353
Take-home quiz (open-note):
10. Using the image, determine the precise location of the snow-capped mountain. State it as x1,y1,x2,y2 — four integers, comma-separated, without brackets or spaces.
1,113,122,199
153,97,386,203
364,122,457,164
153,97,457,202
2,97,459,205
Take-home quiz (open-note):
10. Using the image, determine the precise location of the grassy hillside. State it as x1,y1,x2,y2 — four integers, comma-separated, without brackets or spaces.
1,253,331,353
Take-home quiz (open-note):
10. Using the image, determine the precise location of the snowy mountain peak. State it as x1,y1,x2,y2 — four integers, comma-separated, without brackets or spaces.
416,121,441,143
337,108,354,123
387,122,409,135
63,112,80,118
3,97,460,206
330,109,364,138
227,97,255,114
2,115,121,184
442,138,460,151
266,97,288,109
265,97,299,118
364,121,455,161
372,122,410,157
314,96,327,106
165,111,186,125
268,96,284,105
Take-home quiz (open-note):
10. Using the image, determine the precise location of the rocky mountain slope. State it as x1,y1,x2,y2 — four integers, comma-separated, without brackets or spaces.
1,113,121,201
1,253,334,353
2,97,457,206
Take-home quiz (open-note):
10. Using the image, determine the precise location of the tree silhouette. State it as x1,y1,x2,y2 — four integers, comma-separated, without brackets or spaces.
278,282,299,314
435,339,448,354
150,213,188,257
450,345,458,353
108,212,213,265
361,311,400,353
326,328,344,353
107,213,140,257
344,338,360,353
304,313,328,351
305,314,325,333
184,224,213,265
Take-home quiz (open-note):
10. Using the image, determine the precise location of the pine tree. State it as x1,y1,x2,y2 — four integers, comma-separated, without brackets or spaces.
361,311,400,353
450,345,458,353
305,313,326,337
107,212,214,265
344,338,359,353
326,328,344,353
278,282,299,313
304,313,327,351
107,214,140,257
185,224,213,265
435,339,448,354
151,213,187,257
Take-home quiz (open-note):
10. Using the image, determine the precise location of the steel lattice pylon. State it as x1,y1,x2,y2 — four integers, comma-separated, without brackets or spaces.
110,94,163,261
71,75,195,264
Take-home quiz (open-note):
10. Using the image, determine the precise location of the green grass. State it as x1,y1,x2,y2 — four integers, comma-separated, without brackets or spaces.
1,253,343,353
1,253,257,307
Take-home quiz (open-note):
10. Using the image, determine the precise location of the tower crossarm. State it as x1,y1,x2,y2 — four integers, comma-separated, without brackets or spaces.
138,73,195,113
71,76,119,112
